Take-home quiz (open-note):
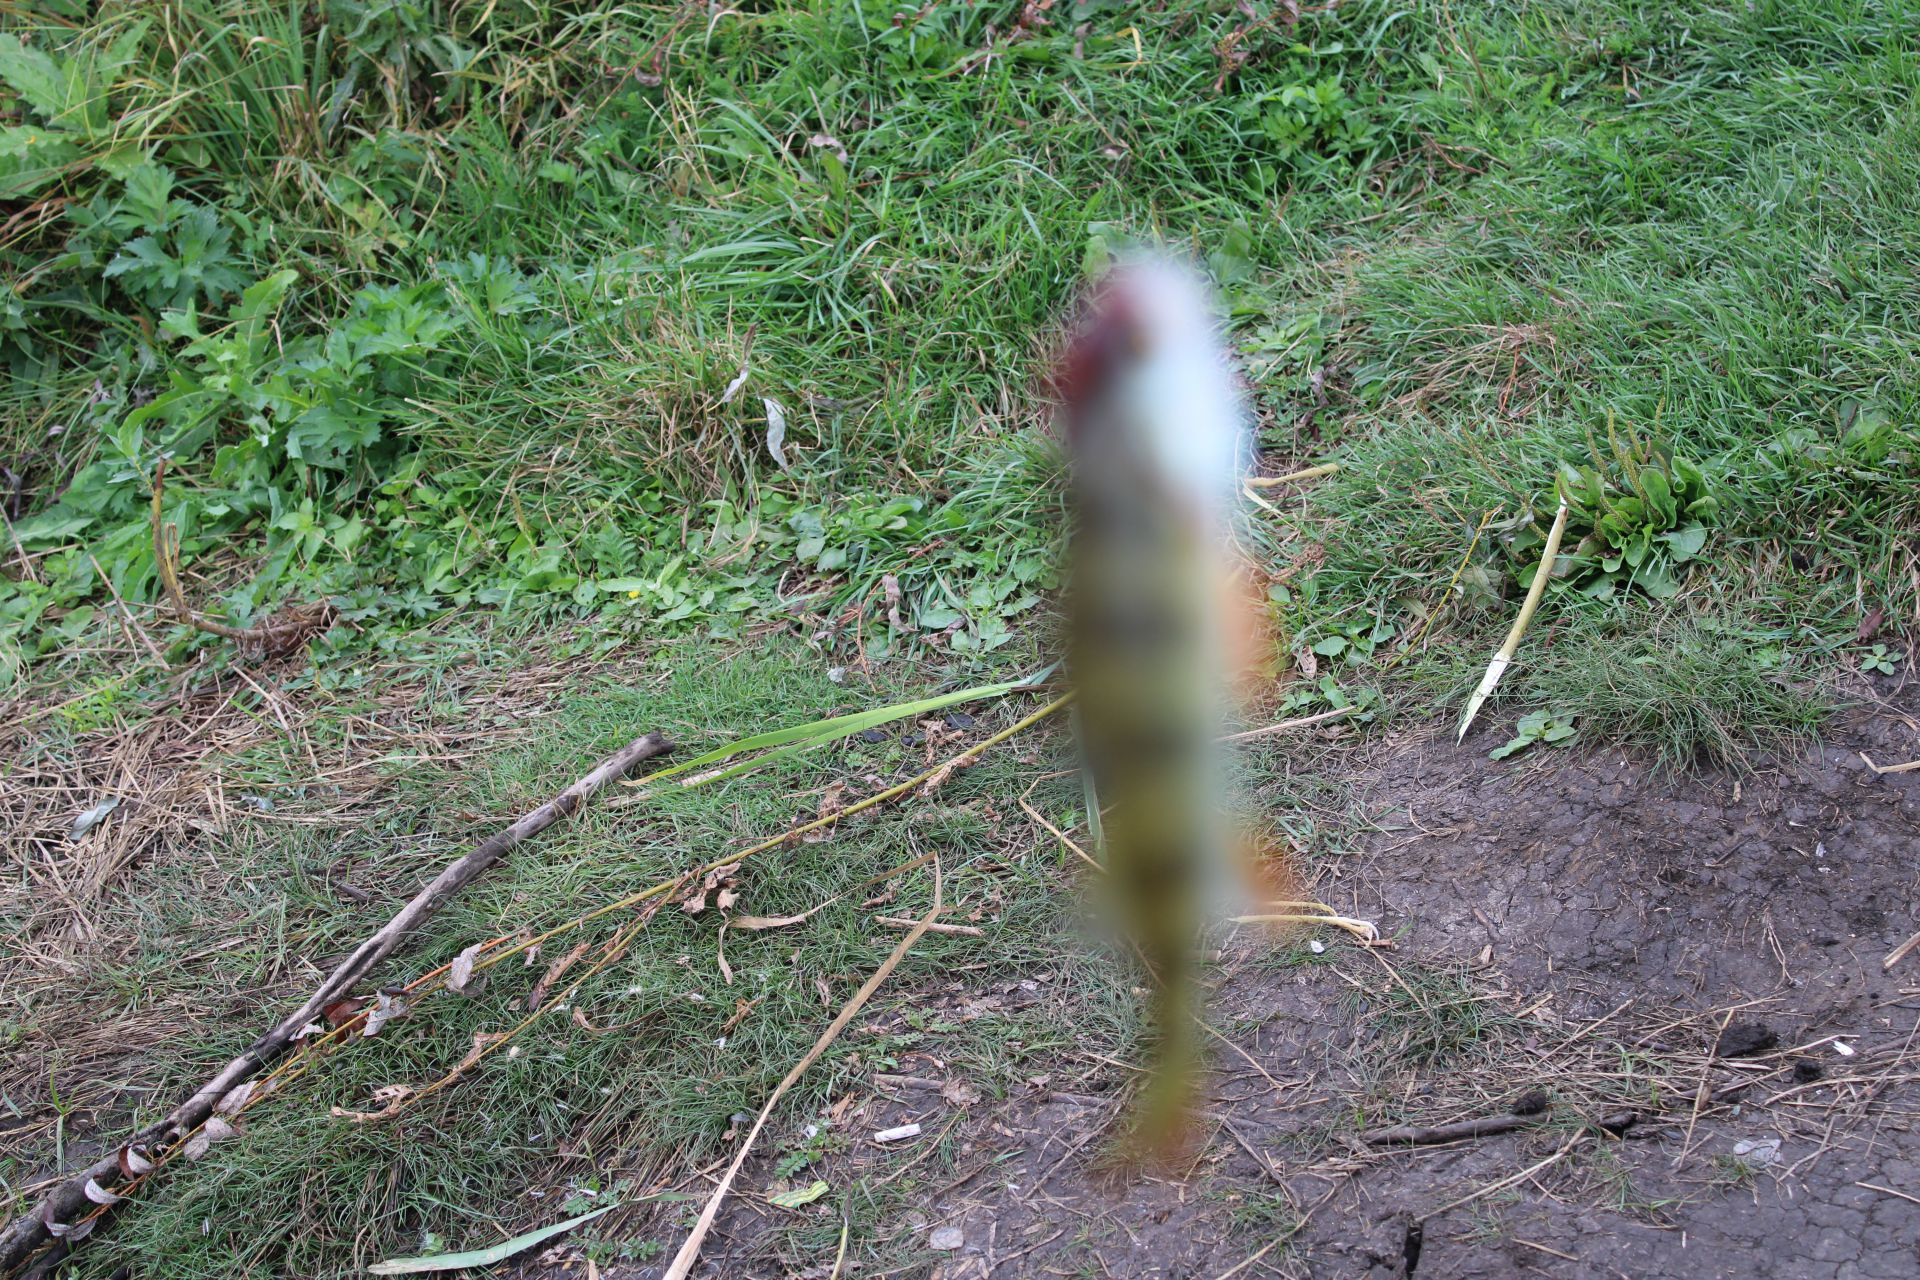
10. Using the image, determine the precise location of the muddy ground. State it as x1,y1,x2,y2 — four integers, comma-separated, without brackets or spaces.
617,690,1920,1279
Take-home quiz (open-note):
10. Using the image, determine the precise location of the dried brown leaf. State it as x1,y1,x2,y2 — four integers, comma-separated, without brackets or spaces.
527,941,591,1011
183,1116,238,1160
448,942,489,997
331,1082,419,1123
362,990,410,1037
323,996,367,1027
728,893,838,932
720,996,762,1035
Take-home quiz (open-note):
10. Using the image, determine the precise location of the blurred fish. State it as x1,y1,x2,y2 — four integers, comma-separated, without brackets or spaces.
1056,257,1256,1158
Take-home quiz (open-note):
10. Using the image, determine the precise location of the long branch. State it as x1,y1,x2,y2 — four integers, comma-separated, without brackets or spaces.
0,730,673,1277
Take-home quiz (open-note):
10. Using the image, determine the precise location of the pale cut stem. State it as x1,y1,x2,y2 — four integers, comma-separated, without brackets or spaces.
1457,498,1570,742
1245,462,1341,488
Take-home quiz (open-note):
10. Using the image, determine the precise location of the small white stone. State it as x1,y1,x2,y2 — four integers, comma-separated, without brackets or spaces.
929,1226,965,1251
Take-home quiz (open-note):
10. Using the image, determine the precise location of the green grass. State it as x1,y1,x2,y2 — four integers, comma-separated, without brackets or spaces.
8,647,1128,1277
7,0,1920,1274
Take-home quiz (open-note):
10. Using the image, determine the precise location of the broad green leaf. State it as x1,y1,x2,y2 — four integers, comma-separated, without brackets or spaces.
769,1180,830,1209
1640,468,1676,525
0,126,83,197
1660,525,1708,562
7,508,94,545
1637,560,1678,598
0,36,69,123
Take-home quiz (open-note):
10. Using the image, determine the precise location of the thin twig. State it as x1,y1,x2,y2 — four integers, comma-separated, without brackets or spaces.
875,915,983,937
87,553,168,668
1220,703,1357,744
662,852,944,1279
1386,510,1492,670
1420,1129,1586,1222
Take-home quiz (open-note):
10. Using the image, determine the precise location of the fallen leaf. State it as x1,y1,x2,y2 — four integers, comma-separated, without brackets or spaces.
214,1081,254,1115
807,133,849,164
528,941,591,1011
763,397,789,471
456,1031,508,1071
918,754,976,798
1859,606,1886,642
362,990,410,1038
941,1078,980,1108
117,1144,153,1178
448,943,489,997
719,363,751,405
83,1178,122,1206
332,1084,418,1123
769,1179,831,1209
68,797,122,842
323,996,367,1027
729,898,837,931
882,573,909,632
182,1116,238,1160
720,996,762,1034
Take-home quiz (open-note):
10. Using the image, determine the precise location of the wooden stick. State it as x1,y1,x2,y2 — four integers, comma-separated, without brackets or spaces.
1361,1112,1541,1146
0,731,672,1277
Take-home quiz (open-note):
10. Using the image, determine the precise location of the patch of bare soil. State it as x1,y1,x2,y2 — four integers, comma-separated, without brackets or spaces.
629,693,1920,1279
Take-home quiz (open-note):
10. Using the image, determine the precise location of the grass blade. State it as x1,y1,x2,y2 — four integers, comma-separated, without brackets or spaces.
368,1205,614,1275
